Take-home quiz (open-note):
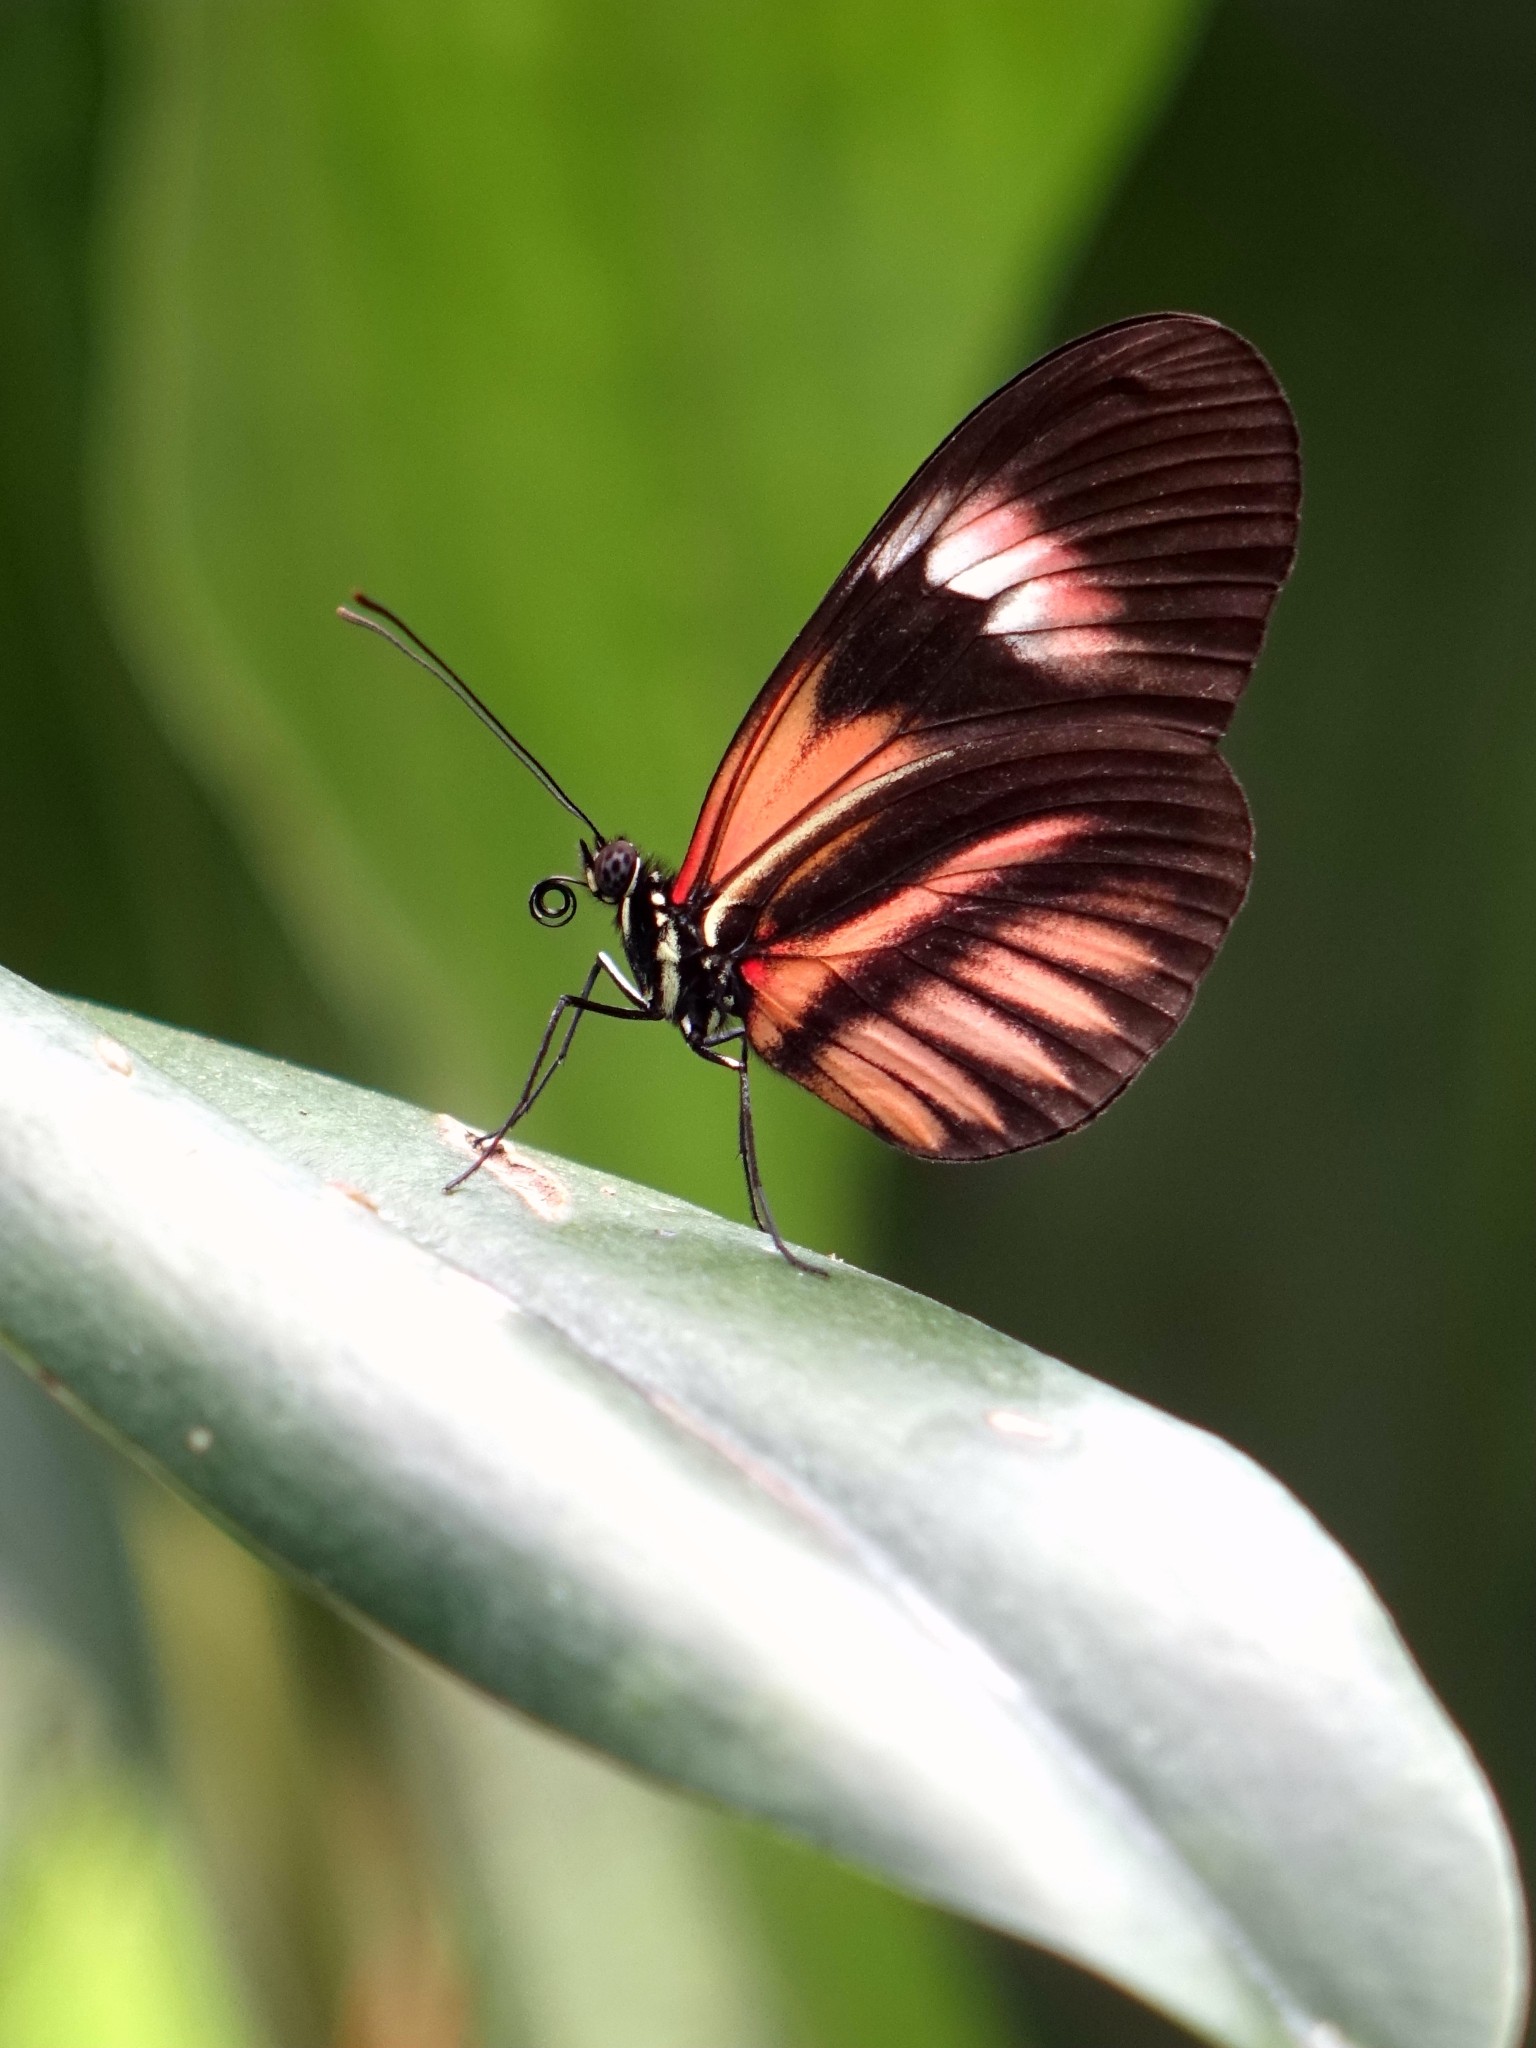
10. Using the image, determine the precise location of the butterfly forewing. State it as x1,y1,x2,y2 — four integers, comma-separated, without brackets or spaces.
673,313,1299,1160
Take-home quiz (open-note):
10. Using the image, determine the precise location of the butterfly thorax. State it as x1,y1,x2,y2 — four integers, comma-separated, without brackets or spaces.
616,860,740,1046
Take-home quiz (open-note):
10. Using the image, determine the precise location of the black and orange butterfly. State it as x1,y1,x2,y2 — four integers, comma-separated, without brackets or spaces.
342,313,1299,1267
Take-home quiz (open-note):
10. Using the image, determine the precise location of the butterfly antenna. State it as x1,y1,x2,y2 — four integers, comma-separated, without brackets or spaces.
338,591,603,840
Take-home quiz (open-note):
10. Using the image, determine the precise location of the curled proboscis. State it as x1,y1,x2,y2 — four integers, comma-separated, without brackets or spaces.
529,876,580,928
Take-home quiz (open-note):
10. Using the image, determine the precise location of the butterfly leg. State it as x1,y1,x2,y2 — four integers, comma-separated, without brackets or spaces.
445,959,657,1193
689,1032,812,1268
731,1051,821,1275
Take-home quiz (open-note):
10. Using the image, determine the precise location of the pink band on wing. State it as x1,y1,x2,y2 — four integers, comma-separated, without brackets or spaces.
930,814,1096,873
951,938,1122,1040
833,1013,1007,1135
999,909,1165,982
891,977,1073,1091
813,1039,948,1151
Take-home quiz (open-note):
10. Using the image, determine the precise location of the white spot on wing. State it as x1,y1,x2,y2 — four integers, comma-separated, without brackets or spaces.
927,498,1043,589
986,576,1123,636
993,625,1125,657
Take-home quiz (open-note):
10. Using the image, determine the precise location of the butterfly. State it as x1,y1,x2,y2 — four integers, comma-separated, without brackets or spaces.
342,312,1299,1269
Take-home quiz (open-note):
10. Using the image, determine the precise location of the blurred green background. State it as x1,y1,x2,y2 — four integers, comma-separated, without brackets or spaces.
1,0,1531,2042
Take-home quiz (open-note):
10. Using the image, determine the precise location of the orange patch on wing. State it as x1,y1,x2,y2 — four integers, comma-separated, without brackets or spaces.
706,688,909,886
672,661,807,901
816,1049,946,1152
742,953,837,1041
745,953,1006,1152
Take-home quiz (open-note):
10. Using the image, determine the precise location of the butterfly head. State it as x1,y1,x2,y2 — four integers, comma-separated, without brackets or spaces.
527,835,641,930
585,837,641,905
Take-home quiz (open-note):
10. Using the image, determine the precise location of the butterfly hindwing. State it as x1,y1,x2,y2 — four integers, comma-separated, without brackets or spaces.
673,313,1299,1159
741,747,1251,1156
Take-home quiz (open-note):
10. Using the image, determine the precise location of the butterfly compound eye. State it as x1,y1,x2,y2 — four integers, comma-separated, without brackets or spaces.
592,838,640,904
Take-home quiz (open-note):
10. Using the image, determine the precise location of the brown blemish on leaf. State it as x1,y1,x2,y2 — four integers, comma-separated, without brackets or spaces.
434,1114,570,1222
94,1035,134,1077
484,1151,570,1222
986,1408,1061,1445
326,1179,380,1213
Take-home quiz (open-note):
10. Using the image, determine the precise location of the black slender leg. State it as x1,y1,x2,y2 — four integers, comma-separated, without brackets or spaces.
736,1054,821,1274
445,962,657,1193
699,1022,746,1054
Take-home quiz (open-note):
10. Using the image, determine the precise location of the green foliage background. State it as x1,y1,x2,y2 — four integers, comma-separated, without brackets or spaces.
0,1,1531,2043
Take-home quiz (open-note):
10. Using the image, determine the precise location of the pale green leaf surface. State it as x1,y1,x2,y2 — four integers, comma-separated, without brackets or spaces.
0,968,1522,2048
91,0,1208,1256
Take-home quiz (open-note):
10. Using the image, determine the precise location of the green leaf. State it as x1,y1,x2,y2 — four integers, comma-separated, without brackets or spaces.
0,965,1522,2048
